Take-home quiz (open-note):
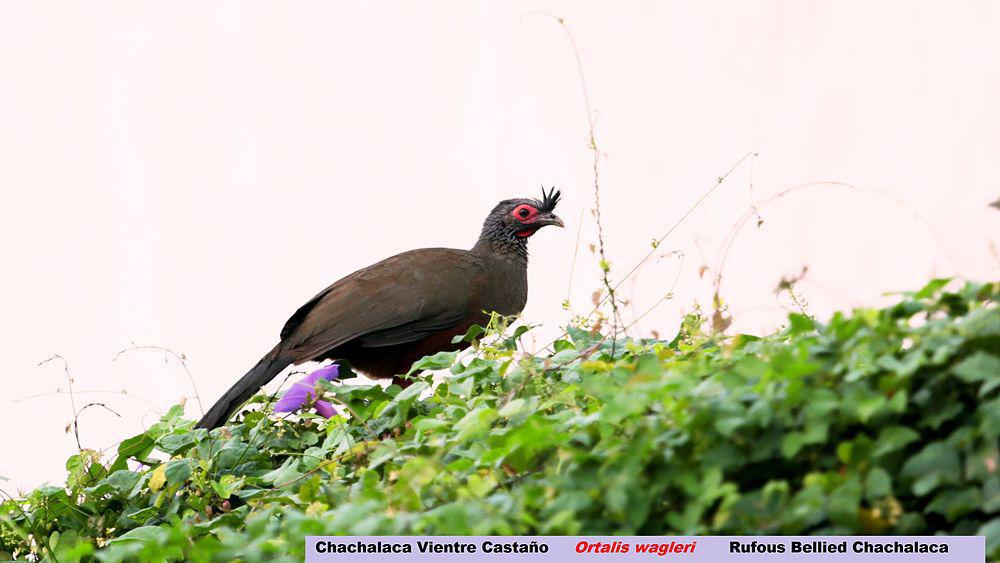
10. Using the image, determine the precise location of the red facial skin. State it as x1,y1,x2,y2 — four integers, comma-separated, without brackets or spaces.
511,204,540,237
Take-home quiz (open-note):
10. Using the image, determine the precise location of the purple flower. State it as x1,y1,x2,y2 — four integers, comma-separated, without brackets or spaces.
273,364,340,418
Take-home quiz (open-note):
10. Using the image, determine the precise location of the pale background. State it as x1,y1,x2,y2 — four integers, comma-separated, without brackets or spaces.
1,1,997,492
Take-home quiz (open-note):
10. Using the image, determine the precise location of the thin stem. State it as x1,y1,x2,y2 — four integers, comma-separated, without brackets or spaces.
113,344,204,416
522,11,626,345
38,355,80,451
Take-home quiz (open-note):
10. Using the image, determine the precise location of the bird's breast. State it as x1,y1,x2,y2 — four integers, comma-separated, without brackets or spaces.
473,257,528,317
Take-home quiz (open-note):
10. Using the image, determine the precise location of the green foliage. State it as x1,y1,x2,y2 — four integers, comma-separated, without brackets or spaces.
2,279,997,562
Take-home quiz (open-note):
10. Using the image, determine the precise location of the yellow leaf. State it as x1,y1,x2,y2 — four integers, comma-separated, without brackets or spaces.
149,464,167,492
580,360,612,372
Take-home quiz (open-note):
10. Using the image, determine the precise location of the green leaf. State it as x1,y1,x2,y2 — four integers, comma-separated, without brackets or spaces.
854,394,885,422
828,476,862,527
873,425,920,457
787,313,816,334
781,432,807,458
123,506,159,525
983,476,1000,513
951,351,1000,389
158,432,197,455
89,470,141,496
451,324,485,344
926,487,981,521
864,467,892,500
453,407,499,442
261,457,301,486
106,525,163,545
164,460,192,486
978,518,1000,560
413,418,449,432
981,398,1000,439
408,352,458,373
498,397,538,424
391,381,429,404
553,339,574,352
109,433,155,473
914,278,951,299
902,442,961,496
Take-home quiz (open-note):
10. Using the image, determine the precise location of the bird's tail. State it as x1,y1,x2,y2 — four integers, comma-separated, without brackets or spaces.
196,345,290,429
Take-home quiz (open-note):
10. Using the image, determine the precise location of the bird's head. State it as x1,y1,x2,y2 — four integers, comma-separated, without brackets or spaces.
474,187,563,259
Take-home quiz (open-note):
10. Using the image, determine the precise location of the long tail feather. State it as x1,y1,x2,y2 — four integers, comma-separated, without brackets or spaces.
195,345,290,429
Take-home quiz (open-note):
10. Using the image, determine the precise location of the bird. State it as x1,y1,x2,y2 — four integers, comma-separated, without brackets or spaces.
196,188,564,429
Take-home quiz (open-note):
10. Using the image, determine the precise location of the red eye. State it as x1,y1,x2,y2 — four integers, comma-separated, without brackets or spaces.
512,204,536,221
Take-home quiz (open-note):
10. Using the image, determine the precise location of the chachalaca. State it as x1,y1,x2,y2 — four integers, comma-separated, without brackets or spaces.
196,189,563,429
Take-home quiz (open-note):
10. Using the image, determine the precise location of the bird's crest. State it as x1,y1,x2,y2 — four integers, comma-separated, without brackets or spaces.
539,186,562,212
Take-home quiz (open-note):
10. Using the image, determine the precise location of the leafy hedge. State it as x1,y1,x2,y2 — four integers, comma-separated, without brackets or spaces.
2,279,997,562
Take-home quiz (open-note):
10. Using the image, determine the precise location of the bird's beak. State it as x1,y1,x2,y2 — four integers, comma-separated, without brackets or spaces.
536,213,565,228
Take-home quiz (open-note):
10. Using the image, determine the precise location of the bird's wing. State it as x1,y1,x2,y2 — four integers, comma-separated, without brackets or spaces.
279,248,485,361
355,309,469,348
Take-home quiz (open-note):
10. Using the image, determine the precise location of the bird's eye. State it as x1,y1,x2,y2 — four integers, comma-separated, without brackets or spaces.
513,204,535,220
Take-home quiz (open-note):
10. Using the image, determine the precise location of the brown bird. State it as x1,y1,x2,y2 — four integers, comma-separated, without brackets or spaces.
196,189,563,429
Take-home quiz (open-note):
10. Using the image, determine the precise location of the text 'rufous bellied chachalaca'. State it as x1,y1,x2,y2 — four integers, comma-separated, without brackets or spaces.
196,189,563,429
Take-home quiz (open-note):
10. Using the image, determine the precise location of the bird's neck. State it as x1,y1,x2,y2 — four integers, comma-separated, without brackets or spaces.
472,234,529,264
